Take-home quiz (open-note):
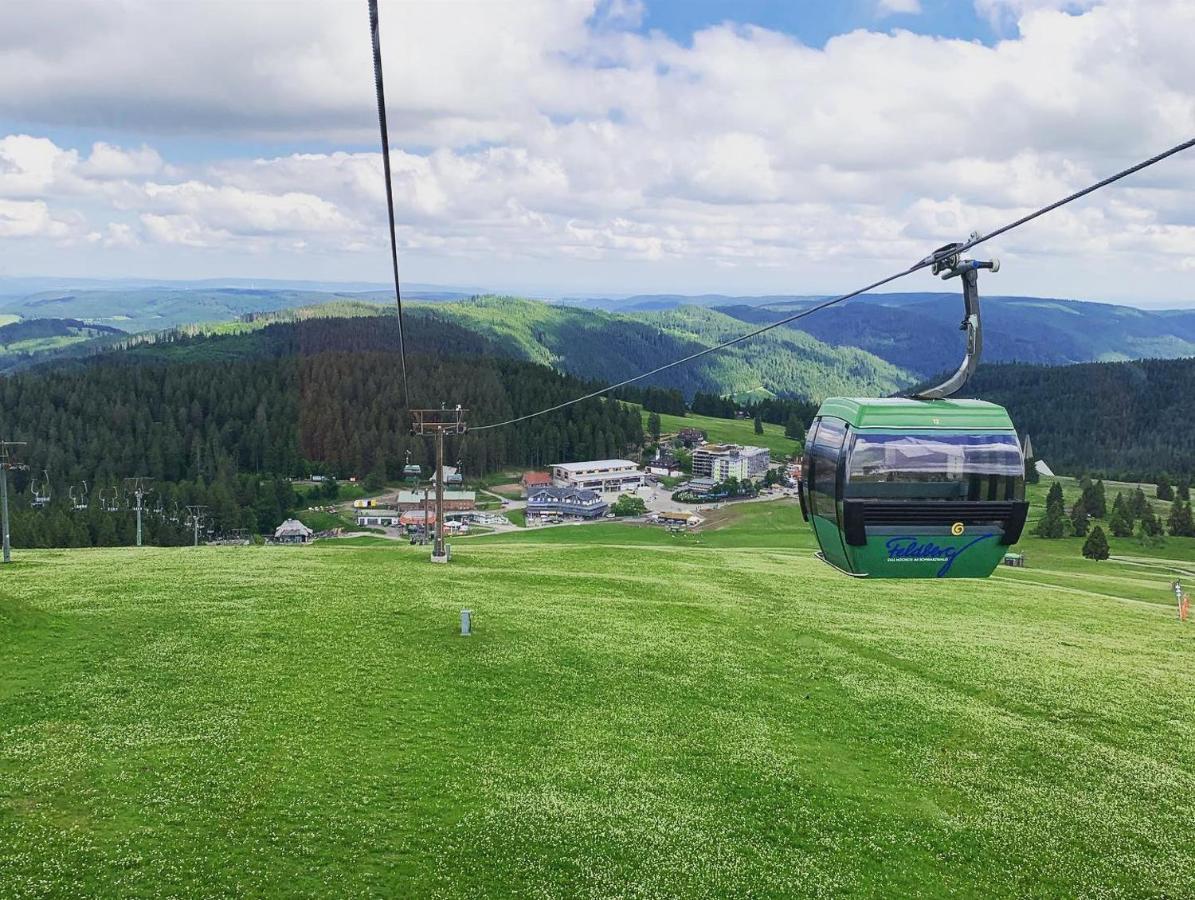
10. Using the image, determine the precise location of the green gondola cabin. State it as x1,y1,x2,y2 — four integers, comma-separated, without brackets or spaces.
799,398,1027,578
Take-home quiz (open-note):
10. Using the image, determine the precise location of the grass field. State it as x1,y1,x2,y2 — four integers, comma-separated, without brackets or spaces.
642,409,800,458
3,500,1195,896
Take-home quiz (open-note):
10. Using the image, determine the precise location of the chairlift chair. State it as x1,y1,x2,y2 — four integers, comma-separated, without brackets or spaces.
31,469,51,508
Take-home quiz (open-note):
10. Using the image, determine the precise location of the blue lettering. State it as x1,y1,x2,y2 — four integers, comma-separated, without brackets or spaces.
885,534,995,577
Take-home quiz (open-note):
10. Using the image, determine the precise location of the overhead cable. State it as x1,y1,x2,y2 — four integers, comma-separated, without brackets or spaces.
368,0,411,408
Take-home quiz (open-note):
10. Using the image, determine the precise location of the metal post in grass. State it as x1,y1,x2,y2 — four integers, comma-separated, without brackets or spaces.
0,441,28,564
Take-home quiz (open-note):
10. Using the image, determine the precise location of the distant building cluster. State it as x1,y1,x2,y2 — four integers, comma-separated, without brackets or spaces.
691,443,770,482
354,489,477,528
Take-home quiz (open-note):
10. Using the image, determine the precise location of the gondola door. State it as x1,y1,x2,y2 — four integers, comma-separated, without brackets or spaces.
804,417,851,572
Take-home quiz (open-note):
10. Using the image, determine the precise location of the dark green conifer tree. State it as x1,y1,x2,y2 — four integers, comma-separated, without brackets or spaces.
1157,473,1174,501
1082,526,1110,561
1070,499,1089,537
1167,500,1195,538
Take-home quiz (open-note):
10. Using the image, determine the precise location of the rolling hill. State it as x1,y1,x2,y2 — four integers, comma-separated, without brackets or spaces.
716,292,1195,377
417,296,915,401
0,317,126,365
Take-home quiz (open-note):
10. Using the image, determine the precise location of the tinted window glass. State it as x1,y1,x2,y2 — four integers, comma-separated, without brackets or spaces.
846,432,1024,501
810,418,847,516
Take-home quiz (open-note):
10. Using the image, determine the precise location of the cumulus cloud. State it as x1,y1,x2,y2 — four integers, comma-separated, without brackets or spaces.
878,0,923,15
1,0,1194,300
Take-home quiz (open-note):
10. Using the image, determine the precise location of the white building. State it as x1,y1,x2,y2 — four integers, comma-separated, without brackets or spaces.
551,459,644,492
356,509,401,527
691,444,770,482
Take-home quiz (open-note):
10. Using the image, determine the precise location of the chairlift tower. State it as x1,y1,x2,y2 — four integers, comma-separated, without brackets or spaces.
0,441,29,564
185,505,208,548
126,477,153,547
411,407,467,562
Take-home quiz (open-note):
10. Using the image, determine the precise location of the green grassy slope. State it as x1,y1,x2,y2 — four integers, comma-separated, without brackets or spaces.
3,503,1195,895
643,408,801,458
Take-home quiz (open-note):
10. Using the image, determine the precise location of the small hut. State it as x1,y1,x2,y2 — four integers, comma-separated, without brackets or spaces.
274,518,314,544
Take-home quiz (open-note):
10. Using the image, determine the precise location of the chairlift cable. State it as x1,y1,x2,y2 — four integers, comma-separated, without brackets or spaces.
367,0,412,409
470,135,1195,431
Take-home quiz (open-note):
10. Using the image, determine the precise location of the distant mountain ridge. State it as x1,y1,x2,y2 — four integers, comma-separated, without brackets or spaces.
417,296,913,401
3,284,1195,398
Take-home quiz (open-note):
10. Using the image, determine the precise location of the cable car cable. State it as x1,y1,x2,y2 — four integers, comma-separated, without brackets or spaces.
470,135,1195,432
368,0,411,409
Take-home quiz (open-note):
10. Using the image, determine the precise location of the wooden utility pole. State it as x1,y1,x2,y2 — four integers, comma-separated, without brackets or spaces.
411,408,467,562
0,441,28,564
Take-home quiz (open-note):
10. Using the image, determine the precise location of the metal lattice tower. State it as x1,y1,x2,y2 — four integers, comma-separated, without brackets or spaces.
411,407,467,562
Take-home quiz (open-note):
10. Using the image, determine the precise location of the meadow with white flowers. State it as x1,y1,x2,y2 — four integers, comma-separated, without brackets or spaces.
3,501,1194,897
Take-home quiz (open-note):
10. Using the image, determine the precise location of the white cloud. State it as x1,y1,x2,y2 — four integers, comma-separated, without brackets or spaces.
0,198,77,239
1,0,1194,301
878,0,923,15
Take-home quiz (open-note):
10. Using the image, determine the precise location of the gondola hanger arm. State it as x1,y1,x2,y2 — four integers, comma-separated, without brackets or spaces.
913,232,999,401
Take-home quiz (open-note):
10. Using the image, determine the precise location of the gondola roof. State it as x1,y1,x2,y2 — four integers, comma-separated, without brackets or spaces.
815,398,1016,431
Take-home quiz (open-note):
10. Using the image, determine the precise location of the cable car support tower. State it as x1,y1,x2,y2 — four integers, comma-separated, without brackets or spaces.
411,408,467,563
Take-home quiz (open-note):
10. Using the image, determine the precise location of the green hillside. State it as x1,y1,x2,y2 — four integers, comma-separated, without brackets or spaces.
0,317,126,367
4,503,1195,895
420,296,915,401
642,408,800,458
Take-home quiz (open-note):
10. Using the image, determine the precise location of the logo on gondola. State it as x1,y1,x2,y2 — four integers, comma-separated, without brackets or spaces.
951,521,965,536
885,534,995,577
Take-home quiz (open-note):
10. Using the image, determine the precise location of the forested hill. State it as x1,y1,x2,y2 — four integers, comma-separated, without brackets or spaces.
0,315,646,547
416,296,914,401
8,290,1195,399
962,357,1195,479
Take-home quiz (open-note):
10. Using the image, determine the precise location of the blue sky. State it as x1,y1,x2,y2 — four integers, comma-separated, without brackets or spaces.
1,0,1193,306
635,0,999,47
